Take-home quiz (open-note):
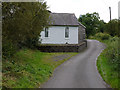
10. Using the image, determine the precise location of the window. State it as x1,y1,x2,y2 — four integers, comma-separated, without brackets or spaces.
45,28,48,37
65,27,69,38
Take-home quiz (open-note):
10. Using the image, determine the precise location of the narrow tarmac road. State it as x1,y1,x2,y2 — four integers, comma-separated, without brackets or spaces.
42,40,108,88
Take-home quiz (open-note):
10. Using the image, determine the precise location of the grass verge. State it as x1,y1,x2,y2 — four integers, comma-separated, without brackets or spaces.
2,49,78,88
90,34,119,89
97,50,119,88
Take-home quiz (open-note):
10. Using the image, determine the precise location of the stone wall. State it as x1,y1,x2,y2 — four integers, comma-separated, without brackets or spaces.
37,41,87,52
78,24,86,44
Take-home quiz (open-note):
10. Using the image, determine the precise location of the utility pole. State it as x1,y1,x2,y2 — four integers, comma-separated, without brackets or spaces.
118,1,120,20
109,7,111,21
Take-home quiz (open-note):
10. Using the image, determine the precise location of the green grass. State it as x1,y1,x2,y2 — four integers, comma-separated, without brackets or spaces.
97,50,119,88
2,49,78,88
90,34,119,89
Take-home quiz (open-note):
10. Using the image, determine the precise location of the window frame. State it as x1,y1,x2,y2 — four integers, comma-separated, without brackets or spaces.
65,26,69,38
45,27,49,37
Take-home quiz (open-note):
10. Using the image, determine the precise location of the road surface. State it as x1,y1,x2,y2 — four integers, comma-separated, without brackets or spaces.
42,40,109,88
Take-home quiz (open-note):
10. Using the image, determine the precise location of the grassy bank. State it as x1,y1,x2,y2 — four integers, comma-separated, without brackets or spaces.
2,49,77,88
97,50,119,88
90,33,119,89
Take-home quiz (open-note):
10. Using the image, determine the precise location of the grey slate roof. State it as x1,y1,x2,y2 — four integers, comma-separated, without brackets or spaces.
50,13,79,26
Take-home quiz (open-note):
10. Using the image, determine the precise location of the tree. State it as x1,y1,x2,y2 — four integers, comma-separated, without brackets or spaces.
2,2,50,58
78,12,105,38
105,19,119,37
118,20,120,37
98,20,106,33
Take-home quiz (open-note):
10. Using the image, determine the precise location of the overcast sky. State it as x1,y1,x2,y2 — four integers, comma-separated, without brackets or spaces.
45,0,119,23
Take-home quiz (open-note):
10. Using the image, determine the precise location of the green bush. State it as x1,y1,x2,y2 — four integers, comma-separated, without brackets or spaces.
97,36,119,88
95,33,111,40
105,37,119,71
89,36,94,39
2,40,17,59
109,36,119,42
101,34,110,40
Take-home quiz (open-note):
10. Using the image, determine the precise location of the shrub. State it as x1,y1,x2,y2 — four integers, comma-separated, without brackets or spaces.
2,40,17,59
97,36,119,88
101,34,110,40
105,37,119,71
109,36,119,42
89,36,94,39
95,33,110,40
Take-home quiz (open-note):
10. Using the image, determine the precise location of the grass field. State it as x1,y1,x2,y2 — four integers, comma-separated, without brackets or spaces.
2,49,78,88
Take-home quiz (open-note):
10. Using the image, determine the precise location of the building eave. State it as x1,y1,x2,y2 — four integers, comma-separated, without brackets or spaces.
49,25,79,27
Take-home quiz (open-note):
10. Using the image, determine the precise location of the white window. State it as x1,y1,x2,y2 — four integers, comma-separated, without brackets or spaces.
45,28,48,37
65,27,69,38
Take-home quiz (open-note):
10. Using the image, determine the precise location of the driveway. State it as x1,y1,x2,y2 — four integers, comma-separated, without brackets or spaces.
42,40,109,88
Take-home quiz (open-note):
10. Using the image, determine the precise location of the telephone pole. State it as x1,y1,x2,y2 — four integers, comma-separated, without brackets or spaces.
118,1,120,20
109,7,111,21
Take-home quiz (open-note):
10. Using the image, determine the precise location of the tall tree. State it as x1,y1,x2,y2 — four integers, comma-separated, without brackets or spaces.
2,2,50,58
3,2,50,46
118,20,120,37
98,20,106,33
105,19,119,37
78,12,104,38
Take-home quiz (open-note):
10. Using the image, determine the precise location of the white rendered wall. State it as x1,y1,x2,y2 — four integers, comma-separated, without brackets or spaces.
40,26,78,44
